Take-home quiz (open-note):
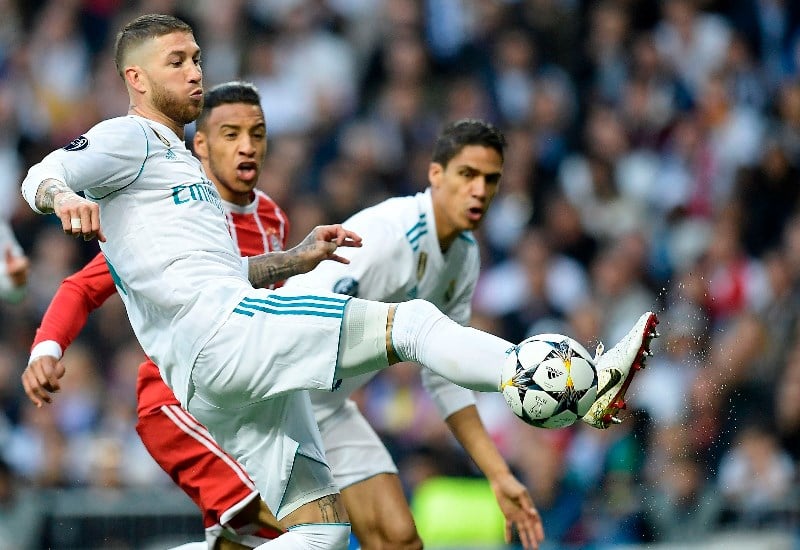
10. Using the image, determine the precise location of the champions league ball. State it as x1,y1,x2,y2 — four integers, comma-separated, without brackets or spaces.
501,334,598,429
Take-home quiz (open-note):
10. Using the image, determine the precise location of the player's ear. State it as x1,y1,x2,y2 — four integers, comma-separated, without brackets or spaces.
124,66,147,94
429,162,443,188
194,131,208,159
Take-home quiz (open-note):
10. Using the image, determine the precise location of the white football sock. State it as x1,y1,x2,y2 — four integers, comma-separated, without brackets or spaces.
391,299,510,392
253,523,350,549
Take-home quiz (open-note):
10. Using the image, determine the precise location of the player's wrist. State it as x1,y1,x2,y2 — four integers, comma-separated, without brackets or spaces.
29,340,63,364
34,179,71,214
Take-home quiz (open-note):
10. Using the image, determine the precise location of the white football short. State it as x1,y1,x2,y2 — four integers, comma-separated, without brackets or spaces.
188,388,338,520
318,399,399,490
190,287,351,407
186,286,352,517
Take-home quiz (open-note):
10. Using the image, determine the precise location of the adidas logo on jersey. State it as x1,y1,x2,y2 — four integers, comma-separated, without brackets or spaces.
165,149,177,160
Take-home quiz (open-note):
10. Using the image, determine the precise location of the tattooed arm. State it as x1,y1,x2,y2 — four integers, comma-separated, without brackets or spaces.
35,178,74,213
247,224,362,288
32,178,106,242
247,250,304,288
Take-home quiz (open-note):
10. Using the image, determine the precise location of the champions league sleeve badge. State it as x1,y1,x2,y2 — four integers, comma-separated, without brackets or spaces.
333,277,359,297
63,135,89,151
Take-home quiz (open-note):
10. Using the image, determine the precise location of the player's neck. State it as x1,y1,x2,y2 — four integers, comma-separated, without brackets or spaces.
221,193,255,207
437,228,457,254
209,178,255,207
432,201,458,253
128,105,186,140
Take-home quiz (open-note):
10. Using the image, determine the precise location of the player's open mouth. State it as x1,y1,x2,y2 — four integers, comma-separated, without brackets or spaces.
467,207,484,222
190,89,203,100
236,162,258,181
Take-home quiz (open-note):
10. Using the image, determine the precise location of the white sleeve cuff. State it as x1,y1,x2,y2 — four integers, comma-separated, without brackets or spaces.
421,369,477,420
29,340,64,364
21,165,66,215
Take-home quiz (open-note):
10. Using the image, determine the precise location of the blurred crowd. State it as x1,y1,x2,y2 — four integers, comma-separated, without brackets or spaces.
1,0,799,547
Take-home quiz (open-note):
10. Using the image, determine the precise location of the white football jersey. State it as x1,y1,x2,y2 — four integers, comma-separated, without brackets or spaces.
287,190,479,422
22,116,251,404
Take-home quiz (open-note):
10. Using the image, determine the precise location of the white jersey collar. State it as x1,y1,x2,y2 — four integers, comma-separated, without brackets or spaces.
129,115,183,147
417,188,445,261
221,192,258,214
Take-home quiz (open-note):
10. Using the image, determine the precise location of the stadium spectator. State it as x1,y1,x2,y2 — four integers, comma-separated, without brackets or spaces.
0,456,45,550
286,119,545,549
0,220,28,303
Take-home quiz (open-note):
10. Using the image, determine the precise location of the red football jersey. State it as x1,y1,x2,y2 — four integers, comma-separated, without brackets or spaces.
224,189,290,269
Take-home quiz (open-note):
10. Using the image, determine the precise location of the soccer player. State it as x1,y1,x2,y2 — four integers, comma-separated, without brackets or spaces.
286,118,657,549
21,14,656,549
287,119,543,548
0,220,29,303
24,81,286,549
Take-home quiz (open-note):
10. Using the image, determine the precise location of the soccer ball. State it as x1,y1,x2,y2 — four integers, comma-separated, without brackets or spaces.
501,334,598,428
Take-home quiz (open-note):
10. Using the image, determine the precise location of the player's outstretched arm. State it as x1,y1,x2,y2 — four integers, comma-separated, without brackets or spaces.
247,224,362,288
34,179,105,242
445,406,545,550
23,253,117,407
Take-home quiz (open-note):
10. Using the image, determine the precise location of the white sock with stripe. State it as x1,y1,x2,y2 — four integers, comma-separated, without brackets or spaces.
391,299,509,392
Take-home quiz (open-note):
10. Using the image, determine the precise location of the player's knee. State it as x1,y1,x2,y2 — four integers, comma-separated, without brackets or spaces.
360,526,423,550
400,298,445,321
382,525,423,550
393,299,448,340
354,517,422,550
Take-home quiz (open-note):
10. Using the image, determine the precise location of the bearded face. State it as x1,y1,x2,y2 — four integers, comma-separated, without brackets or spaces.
128,31,204,127
149,76,203,125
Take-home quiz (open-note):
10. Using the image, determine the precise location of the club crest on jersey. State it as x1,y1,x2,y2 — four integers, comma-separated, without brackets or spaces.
269,234,283,251
63,135,89,151
417,252,428,280
333,277,359,297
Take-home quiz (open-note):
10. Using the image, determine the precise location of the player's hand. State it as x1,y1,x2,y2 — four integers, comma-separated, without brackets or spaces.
22,355,66,407
5,247,29,287
54,190,106,242
490,472,545,550
294,224,362,271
